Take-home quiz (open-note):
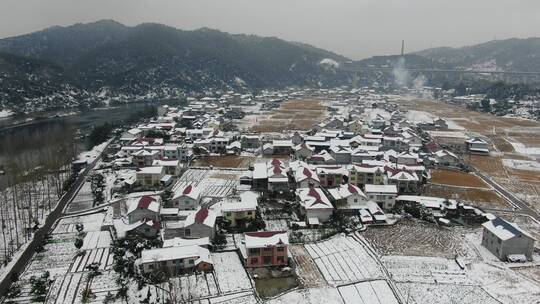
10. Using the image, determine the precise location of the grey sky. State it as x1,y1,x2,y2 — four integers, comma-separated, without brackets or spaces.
1,0,538,59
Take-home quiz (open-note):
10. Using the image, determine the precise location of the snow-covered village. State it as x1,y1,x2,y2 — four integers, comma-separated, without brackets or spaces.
2,2,540,303
2,85,540,304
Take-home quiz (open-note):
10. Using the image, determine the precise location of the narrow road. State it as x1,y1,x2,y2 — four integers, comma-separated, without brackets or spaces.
0,150,104,298
474,170,540,222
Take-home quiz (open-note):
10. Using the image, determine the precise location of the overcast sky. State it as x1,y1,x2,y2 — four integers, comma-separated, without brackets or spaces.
1,0,538,59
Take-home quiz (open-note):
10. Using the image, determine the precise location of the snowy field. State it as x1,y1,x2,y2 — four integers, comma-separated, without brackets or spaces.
3,210,115,304
167,251,253,303
174,168,247,198
502,158,540,172
66,181,94,213
267,287,343,304
338,280,399,304
304,234,384,285
382,254,540,304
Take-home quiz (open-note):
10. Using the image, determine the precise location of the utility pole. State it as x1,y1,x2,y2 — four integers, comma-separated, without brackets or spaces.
401,40,405,56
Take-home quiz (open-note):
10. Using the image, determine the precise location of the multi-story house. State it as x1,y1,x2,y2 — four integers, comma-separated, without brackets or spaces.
241,231,289,267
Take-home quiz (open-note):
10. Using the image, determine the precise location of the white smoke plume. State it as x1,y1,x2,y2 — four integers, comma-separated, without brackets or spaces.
412,74,427,90
392,57,410,88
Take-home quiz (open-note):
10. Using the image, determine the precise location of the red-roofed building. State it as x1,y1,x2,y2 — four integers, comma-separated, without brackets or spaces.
170,184,202,210
241,231,289,267
127,195,161,224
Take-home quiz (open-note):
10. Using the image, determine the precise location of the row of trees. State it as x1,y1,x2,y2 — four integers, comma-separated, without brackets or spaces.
0,122,78,264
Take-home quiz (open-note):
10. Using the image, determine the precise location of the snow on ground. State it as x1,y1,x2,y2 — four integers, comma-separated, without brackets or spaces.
0,109,14,118
404,110,464,130
77,140,109,163
304,234,384,285
503,158,540,172
212,252,253,294
174,168,247,199
81,231,112,250
338,280,399,304
508,141,540,157
267,287,343,304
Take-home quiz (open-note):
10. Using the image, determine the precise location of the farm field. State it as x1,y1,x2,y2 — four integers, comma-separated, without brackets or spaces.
193,155,256,168
397,98,540,216
362,219,477,259
251,99,327,133
424,185,510,210
174,168,248,199
289,245,326,288
303,234,384,285
337,280,399,304
167,252,254,302
430,169,488,188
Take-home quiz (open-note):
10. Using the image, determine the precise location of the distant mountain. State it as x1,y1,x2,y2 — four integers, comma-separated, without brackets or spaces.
0,52,71,105
413,38,540,72
0,20,349,101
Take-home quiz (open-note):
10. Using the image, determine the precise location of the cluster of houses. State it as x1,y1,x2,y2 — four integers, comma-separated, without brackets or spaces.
97,88,534,279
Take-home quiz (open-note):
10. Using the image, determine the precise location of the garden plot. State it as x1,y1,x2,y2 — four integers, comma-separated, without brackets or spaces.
55,212,106,234
170,272,220,301
382,255,471,284
267,287,343,304
396,282,498,304
69,247,114,273
88,270,122,302
212,252,253,294
289,245,326,287
47,272,89,304
174,168,247,199
338,280,399,304
362,220,478,259
81,231,112,250
304,234,384,285
66,181,94,213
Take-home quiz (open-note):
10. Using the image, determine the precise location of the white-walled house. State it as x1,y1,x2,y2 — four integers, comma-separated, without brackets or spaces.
328,183,369,213
126,195,161,224
171,184,202,210
296,188,334,224
294,166,321,188
136,166,165,187
364,184,398,210
481,217,535,261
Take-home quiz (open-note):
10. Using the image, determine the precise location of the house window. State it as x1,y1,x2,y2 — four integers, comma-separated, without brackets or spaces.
250,257,258,264
263,247,272,252
185,229,191,237
249,248,259,255
388,196,393,199
247,211,253,216
148,264,154,269
225,212,231,217
263,256,272,265
277,247,285,252
353,199,358,203
277,256,285,263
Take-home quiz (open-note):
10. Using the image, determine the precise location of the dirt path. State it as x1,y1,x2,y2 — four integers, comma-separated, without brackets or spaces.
289,244,326,288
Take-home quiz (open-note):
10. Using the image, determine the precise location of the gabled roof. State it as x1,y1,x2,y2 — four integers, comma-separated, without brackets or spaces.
245,231,289,248
172,184,201,201
184,207,217,227
482,217,534,241
127,195,160,214
296,188,333,209
294,166,320,183
328,183,367,200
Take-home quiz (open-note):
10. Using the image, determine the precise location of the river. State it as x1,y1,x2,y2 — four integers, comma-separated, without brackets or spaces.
0,100,183,189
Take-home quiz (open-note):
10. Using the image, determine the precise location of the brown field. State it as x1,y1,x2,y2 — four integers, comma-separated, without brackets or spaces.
251,99,327,133
469,155,508,178
431,169,489,188
396,99,539,134
425,185,510,210
193,155,255,168
486,134,515,153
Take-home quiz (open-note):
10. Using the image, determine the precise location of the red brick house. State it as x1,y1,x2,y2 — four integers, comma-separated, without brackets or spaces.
241,231,289,267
